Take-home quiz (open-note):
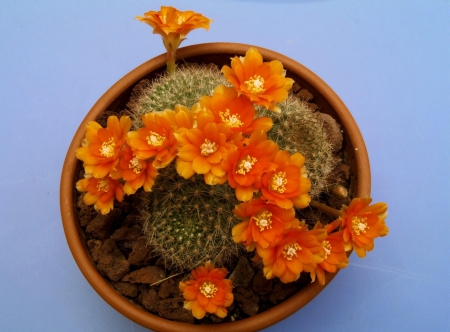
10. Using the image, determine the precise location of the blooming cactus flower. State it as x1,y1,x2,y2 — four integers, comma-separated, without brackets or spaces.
127,106,193,169
232,199,299,251
75,116,131,178
136,6,212,73
340,198,389,258
136,6,212,46
257,223,326,283
260,150,311,209
198,84,273,135
175,110,231,184
224,130,279,201
222,47,294,113
310,220,349,285
76,176,124,215
179,262,234,319
110,145,158,195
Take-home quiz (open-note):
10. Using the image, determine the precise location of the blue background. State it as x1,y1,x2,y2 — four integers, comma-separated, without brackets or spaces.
1,0,449,331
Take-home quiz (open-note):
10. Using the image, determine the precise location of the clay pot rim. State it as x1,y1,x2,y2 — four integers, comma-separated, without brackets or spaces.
60,42,371,332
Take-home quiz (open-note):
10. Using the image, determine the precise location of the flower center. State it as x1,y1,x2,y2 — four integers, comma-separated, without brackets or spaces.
96,179,109,192
177,15,186,25
200,139,218,156
282,242,302,260
236,155,257,175
199,281,218,298
219,109,243,128
244,75,266,94
322,240,332,260
146,131,165,147
100,137,116,158
352,216,368,235
253,210,273,231
129,157,143,174
270,171,288,193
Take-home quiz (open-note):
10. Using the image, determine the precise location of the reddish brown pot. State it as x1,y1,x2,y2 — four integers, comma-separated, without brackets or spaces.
60,42,370,332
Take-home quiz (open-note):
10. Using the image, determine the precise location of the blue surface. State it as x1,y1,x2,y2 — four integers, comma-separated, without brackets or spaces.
1,0,449,331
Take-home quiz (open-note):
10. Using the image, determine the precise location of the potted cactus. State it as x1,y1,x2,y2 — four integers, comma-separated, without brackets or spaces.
60,6,388,331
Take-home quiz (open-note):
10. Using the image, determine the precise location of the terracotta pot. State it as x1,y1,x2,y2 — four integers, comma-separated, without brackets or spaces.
60,42,370,332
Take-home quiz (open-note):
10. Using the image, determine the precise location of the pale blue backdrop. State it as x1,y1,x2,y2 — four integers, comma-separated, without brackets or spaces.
0,0,448,331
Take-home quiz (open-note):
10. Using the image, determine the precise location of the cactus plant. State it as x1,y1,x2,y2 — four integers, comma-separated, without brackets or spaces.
140,164,240,271
128,64,336,270
127,64,227,129
259,98,335,198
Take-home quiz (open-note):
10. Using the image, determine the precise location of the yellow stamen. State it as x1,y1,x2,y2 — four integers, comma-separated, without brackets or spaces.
253,210,273,231
270,171,288,193
199,281,218,298
146,131,165,147
99,137,116,158
282,242,302,260
322,240,332,260
129,157,143,174
244,75,266,94
219,109,244,128
200,139,218,156
352,216,368,235
177,15,186,25
236,155,257,175
96,179,109,192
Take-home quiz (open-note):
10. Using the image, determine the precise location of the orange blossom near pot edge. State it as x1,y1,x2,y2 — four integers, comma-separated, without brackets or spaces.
222,47,295,113
310,220,349,285
232,199,300,251
76,176,124,215
136,6,212,74
257,223,326,283
179,262,234,319
260,150,311,209
75,115,131,179
340,197,389,258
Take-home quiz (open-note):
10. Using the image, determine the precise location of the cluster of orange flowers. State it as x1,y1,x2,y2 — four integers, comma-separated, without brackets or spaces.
75,6,390,319
232,197,388,285
76,46,299,215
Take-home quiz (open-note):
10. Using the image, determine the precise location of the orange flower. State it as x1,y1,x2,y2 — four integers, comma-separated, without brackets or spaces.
260,150,311,209
110,146,158,195
179,262,234,319
221,47,294,113
127,106,193,169
198,84,273,135
340,198,389,258
76,116,131,178
175,110,231,184
257,223,326,283
232,199,299,251
136,6,212,73
224,130,279,201
76,176,124,215
136,6,212,47
310,220,349,285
